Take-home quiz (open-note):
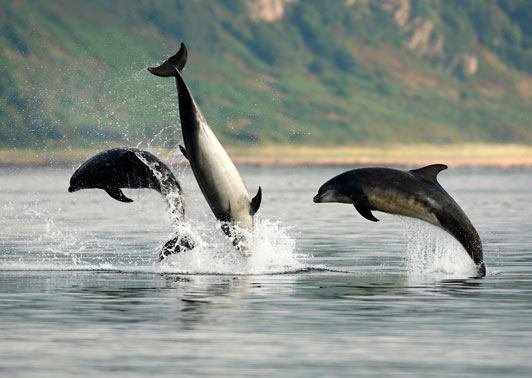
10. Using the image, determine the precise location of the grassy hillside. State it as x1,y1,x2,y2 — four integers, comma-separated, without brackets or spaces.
1,0,532,149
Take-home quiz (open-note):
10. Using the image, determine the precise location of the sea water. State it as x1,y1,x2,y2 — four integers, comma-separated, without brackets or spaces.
1,165,531,377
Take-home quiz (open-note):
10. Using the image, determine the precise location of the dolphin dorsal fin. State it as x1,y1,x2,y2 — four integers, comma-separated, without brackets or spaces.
250,186,262,215
105,188,133,203
410,164,447,185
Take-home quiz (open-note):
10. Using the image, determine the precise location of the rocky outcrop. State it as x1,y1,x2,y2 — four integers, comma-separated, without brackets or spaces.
462,54,478,75
381,0,442,58
403,18,444,58
381,0,410,27
448,53,479,76
249,0,297,22
381,0,477,75
247,0,478,76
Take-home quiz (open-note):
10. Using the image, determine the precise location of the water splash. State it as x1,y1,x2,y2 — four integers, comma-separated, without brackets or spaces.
133,149,185,224
1,197,307,275
399,216,477,278
159,216,307,275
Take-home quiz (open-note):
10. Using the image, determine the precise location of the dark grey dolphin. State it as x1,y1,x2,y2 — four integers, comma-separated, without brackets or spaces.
69,147,193,259
313,164,485,277
148,43,261,249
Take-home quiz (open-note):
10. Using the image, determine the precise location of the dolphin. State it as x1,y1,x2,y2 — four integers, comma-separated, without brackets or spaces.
148,43,262,249
69,147,193,259
313,164,485,277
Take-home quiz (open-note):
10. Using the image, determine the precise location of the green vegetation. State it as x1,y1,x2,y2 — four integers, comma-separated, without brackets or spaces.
1,0,532,149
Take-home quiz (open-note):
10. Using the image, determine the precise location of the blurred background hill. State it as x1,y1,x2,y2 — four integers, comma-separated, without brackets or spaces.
1,0,532,150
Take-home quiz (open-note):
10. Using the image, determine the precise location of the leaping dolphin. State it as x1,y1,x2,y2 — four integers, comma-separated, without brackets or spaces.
313,164,485,277
148,43,262,249
69,147,194,259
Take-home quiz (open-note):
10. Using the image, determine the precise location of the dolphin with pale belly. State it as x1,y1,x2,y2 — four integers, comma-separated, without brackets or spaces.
313,164,485,277
148,43,261,249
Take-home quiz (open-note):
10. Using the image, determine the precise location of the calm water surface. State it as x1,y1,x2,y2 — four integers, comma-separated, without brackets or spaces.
1,165,531,377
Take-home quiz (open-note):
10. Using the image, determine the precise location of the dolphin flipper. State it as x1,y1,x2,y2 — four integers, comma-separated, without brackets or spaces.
148,42,188,77
105,188,133,203
179,145,189,160
250,186,262,215
352,194,379,222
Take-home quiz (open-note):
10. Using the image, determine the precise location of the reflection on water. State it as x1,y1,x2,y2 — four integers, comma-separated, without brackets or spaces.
1,166,532,376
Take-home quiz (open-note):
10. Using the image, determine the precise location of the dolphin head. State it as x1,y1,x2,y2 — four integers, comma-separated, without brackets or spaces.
313,182,338,203
313,173,354,204
68,148,132,193
68,173,83,192
68,162,103,192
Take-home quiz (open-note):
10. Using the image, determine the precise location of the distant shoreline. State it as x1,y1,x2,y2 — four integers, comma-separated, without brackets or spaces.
1,144,532,168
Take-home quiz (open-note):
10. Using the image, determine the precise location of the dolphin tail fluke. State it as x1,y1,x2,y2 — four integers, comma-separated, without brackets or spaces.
148,42,188,77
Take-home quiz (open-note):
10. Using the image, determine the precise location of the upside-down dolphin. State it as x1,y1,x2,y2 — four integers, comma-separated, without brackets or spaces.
148,43,262,249
68,147,194,259
313,164,485,277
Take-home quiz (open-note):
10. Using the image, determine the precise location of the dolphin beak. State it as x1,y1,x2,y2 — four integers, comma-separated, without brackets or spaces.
313,193,322,203
68,186,76,193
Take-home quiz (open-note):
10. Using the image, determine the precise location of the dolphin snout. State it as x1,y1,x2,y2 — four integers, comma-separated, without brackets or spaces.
313,193,322,203
68,186,77,193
